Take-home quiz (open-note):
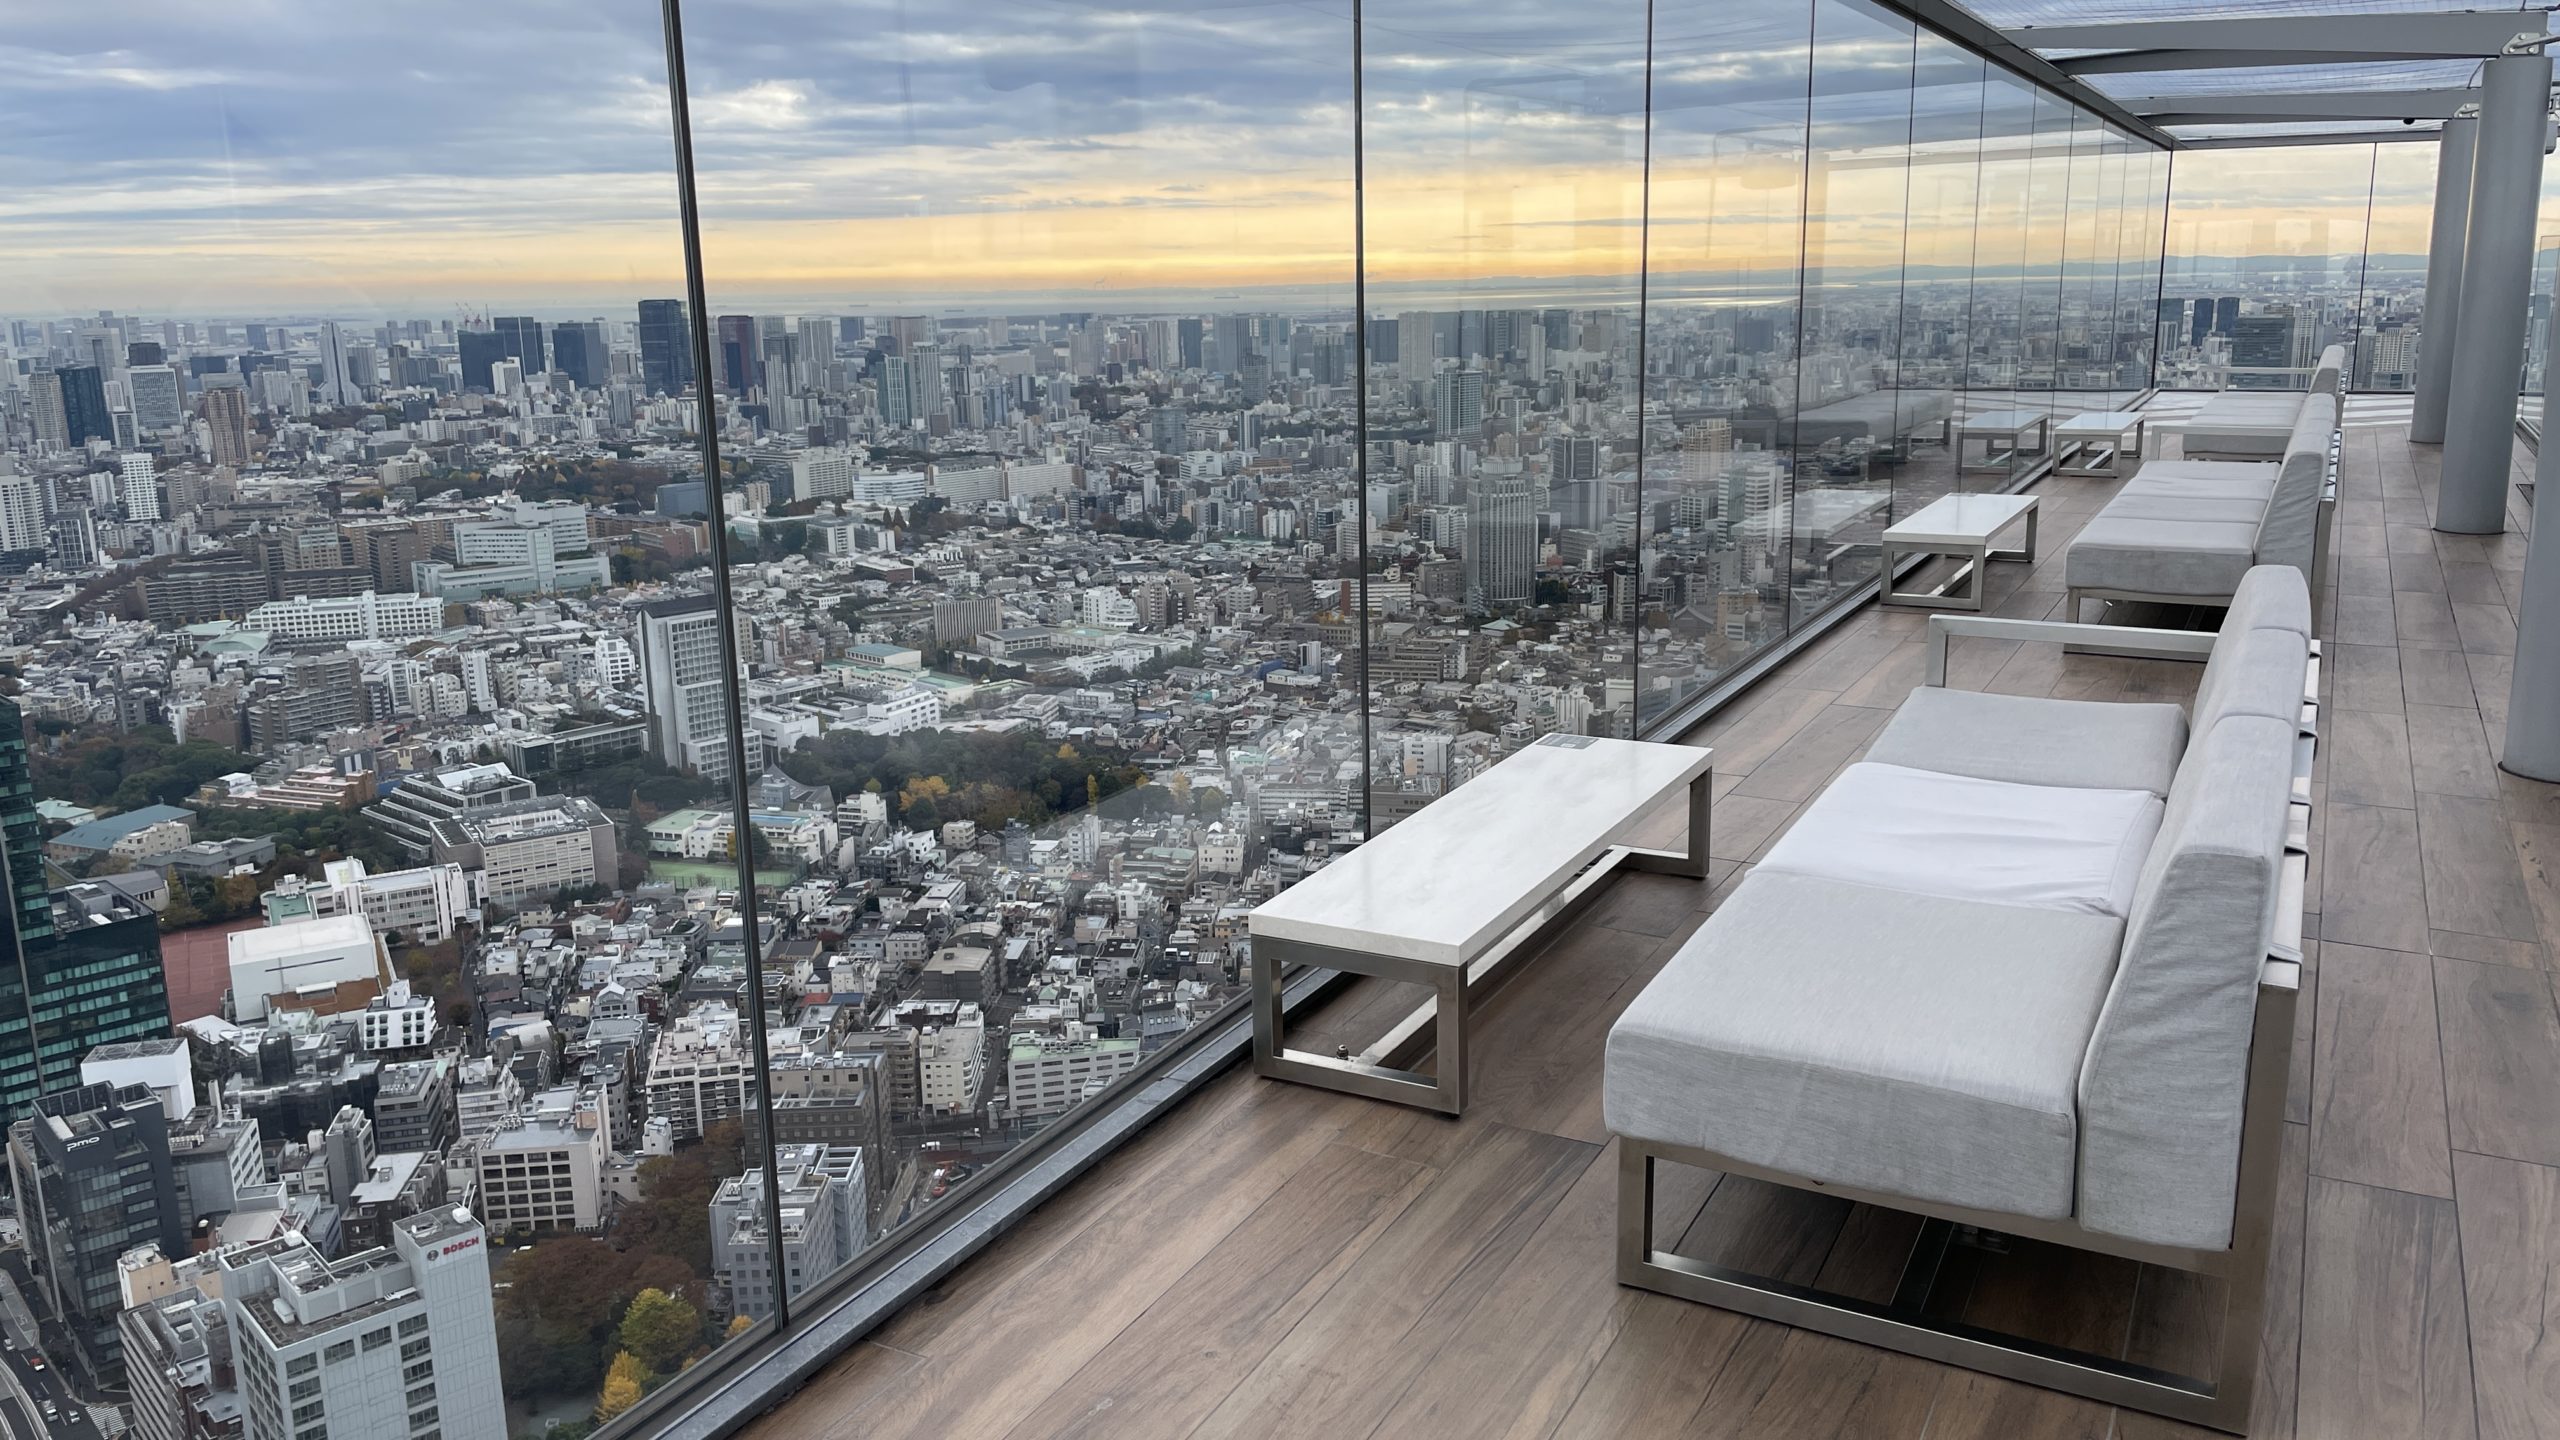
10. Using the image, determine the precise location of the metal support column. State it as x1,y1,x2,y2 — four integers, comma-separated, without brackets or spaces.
2438,55,2551,534
2409,113,2476,444
2505,242,2560,779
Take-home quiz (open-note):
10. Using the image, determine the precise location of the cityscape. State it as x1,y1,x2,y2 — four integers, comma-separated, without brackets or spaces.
0,5,2523,1439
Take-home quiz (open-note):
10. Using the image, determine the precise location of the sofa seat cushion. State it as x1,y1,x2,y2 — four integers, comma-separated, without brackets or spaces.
2122,462,2279,500
1758,763,2165,918
1604,870,2123,1221
2067,514,2261,598
2186,393,2303,455
2099,493,2272,526
1866,687,2187,798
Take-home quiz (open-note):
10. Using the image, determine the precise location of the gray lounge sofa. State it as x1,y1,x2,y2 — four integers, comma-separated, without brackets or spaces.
2182,342,2344,458
1604,565,2317,1433
2066,391,2337,625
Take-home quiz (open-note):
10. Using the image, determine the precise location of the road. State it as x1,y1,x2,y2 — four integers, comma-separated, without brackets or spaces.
0,1253,101,1440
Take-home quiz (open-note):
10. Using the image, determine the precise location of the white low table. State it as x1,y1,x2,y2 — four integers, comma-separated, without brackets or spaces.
1957,409,2052,474
1878,492,2040,611
1248,734,1714,1113
2056,410,2148,477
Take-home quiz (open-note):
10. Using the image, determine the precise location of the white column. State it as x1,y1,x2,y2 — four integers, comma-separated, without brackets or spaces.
2437,55,2552,535
2409,114,2477,444
2505,239,2560,779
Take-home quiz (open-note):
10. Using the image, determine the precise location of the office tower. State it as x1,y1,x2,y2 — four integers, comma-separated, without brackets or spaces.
761,331,801,396
490,359,522,396
29,370,71,449
316,321,359,406
121,452,162,521
2191,296,2213,346
2231,311,2297,389
203,385,252,469
10,1082,184,1387
456,329,506,392
880,355,915,426
637,298,692,395
550,320,607,388
838,315,866,346
638,595,759,782
1546,434,1599,482
2213,296,2240,336
717,314,761,393
1465,470,1537,612
2156,297,2183,333
886,314,935,354
1368,314,1399,363
797,317,835,386
0,471,44,553
125,340,164,367
493,315,546,373
58,365,114,445
128,364,182,433
1434,368,1487,439
1211,315,1254,370
1177,316,1204,368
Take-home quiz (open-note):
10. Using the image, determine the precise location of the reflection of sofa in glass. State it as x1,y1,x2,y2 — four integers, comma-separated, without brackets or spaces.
1792,389,1955,462
1604,566,2316,1433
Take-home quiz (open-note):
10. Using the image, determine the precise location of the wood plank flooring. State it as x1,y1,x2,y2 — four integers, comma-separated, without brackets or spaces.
743,421,2560,1440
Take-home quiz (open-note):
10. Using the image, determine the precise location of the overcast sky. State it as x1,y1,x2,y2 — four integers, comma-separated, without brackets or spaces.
1,0,2425,323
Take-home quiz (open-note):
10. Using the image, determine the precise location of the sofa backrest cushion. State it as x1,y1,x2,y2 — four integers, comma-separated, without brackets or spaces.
2077,712,2295,1250
2311,344,2346,399
2189,626,2312,748
2254,394,2337,575
2223,564,2312,638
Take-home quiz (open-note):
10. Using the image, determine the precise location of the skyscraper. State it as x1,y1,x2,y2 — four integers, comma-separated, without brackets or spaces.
315,321,359,407
637,299,692,395
51,365,114,446
493,315,547,373
8,1081,184,1387
0,471,43,554
1177,316,1204,369
717,314,761,393
2231,311,2297,389
2213,296,2241,336
1434,368,1486,439
121,452,162,521
457,330,506,392
550,320,607,388
203,384,252,469
1465,470,1537,613
2191,296,2213,346
128,364,182,433
638,595,760,782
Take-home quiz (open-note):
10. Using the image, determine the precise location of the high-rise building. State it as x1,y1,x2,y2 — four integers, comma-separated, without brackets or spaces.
203,385,252,469
637,299,692,395
492,315,546,374
2231,311,2298,389
0,469,46,554
136,1206,508,1440
716,314,760,393
315,322,359,407
2213,295,2241,336
549,320,607,389
710,1144,866,1319
1434,368,1486,439
1465,469,1538,612
129,364,183,433
9,1081,184,1387
638,595,760,782
456,330,506,392
36,365,115,448
121,452,162,521
1177,316,1204,368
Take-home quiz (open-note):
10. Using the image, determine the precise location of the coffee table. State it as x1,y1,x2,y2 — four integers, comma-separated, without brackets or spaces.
1248,734,1714,1114
1878,492,2040,611
1957,409,2052,475
2056,410,2148,477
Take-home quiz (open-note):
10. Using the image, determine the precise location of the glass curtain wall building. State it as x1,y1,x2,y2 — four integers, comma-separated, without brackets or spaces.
0,0,2316,1433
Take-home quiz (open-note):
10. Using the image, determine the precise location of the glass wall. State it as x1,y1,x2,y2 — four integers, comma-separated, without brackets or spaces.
0,2,2178,1434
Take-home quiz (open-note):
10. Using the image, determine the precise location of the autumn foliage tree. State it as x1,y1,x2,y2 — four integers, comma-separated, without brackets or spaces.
594,1351,648,1423
617,1288,703,1374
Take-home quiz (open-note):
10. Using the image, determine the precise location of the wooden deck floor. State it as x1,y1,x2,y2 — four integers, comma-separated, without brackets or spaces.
745,422,2557,1440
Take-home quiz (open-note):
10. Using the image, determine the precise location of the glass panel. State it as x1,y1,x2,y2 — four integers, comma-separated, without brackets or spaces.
1966,72,2037,487
2156,145,2379,391
1362,0,1651,771
1892,34,1986,520
674,0,1359,1338
2118,144,2169,405
2018,90,2077,431
1637,0,1815,728
2357,144,2436,393
1791,0,1917,627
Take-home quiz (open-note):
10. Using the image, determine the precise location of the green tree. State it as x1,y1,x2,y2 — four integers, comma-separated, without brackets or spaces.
616,1288,702,1374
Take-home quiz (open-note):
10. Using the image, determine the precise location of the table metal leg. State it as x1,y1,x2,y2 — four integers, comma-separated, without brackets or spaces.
1251,938,1466,1114
1627,767,1713,879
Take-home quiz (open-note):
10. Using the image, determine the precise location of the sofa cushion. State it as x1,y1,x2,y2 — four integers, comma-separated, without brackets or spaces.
2121,462,2279,501
2067,515,2261,599
2255,393,2336,576
2099,493,2272,526
2078,714,2297,1251
1758,763,2165,918
2190,625,2312,742
1866,687,2187,798
1605,870,2123,1221
2221,563,2313,638
2185,392,2301,456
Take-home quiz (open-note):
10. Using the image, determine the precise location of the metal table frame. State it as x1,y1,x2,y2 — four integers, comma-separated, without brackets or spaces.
2055,411,2149,477
1877,494,2040,612
1956,411,2051,474
1250,759,1712,1115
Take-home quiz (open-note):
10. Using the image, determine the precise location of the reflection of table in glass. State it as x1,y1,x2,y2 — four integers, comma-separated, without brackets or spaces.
1956,409,2052,474
1878,492,2040,611
1247,734,1713,1114
2055,410,2148,477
